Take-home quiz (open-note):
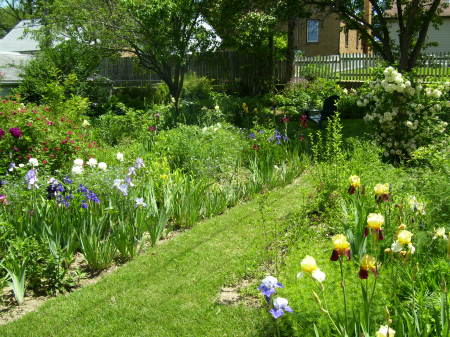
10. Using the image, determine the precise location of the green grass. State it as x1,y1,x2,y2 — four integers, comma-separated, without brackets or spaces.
0,176,314,337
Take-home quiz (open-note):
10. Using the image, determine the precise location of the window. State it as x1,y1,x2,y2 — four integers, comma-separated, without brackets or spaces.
307,20,319,43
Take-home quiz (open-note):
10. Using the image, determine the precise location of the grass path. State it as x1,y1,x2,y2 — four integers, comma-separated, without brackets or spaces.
0,176,313,337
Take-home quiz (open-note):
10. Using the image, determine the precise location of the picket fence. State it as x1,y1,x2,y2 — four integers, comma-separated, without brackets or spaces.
293,52,450,81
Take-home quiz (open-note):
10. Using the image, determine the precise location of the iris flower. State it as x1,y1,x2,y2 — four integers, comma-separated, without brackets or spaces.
330,234,351,261
135,198,147,208
258,276,283,301
374,183,391,203
269,297,293,319
358,255,378,279
25,169,38,189
365,213,385,240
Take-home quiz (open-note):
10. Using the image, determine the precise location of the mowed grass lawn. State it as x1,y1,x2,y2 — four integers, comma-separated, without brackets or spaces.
0,176,314,337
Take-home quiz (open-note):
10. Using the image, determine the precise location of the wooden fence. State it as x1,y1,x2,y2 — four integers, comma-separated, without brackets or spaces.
98,51,287,87
98,51,450,87
293,52,450,82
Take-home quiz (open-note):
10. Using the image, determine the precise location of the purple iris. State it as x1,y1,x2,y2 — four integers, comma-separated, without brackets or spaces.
46,180,65,199
25,169,38,189
249,132,256,139
62,176,73,184
268,130,283,145
86,191,100,203
258,276,283,302
78,184,88,194
56,194,71,207
8,162,16,172
9,127,23,138
128,167,136,176
269,297,293,319
78,184,100,203
117,183,128,196
125,175,134,186
135,157,145,169
80,201,88,209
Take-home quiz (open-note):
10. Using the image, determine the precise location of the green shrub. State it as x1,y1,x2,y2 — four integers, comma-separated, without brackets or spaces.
0,99,92,174
153,123,248,179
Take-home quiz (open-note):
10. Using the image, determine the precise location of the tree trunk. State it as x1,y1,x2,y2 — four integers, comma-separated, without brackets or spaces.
285,16,296,83
268,32,274,91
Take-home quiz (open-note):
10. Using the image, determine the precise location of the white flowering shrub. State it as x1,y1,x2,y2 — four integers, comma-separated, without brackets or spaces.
357,66,449,160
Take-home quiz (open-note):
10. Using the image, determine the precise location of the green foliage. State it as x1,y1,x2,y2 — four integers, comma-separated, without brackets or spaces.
0,99,92,174
153,123,247,179
15,40,104,105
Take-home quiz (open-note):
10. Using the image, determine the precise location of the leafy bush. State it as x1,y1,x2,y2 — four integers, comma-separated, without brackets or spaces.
15,40,103,104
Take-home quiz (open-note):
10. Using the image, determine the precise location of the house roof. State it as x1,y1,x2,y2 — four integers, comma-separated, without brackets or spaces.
385,2,450,18
0,20,41,53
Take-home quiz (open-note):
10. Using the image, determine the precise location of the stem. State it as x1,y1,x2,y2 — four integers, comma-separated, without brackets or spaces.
275,319,280,337
365,278,370,331
339,257,348,334
320,284,342,335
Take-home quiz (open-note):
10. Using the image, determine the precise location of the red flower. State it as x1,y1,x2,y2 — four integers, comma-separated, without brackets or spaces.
44,107,49,112
42,160,48,164
67,131,73,135
47,121,54,126
300,114,308,128
281,116,289,123
27,122,33,127
252,144,260,151
43,147,48,152
148,126,157,132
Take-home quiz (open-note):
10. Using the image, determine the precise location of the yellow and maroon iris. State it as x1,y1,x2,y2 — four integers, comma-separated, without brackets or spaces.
359,254,378,279
330,234,351,261
365,213,385,240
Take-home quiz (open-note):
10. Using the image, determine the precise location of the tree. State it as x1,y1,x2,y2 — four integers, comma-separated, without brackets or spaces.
44,0,218,112
306,0,448,71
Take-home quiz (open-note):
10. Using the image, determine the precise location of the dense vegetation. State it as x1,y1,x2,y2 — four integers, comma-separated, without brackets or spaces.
0,66,449,337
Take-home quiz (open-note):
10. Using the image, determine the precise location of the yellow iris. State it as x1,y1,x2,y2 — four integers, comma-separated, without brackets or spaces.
360,254,377,271
348,175,361,188
374,183,390,196
397,230,413,245
301,255,318,273
367,213,385,230
332,234,350,250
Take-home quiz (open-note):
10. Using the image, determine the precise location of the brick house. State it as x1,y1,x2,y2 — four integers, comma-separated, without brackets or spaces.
292,1,371,56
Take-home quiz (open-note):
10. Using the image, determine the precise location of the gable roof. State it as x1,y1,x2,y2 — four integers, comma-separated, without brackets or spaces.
385,2,450,18
0,20,41,53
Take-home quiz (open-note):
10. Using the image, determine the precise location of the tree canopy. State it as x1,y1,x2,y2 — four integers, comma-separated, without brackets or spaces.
307,0,448,71
43,0,218,109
